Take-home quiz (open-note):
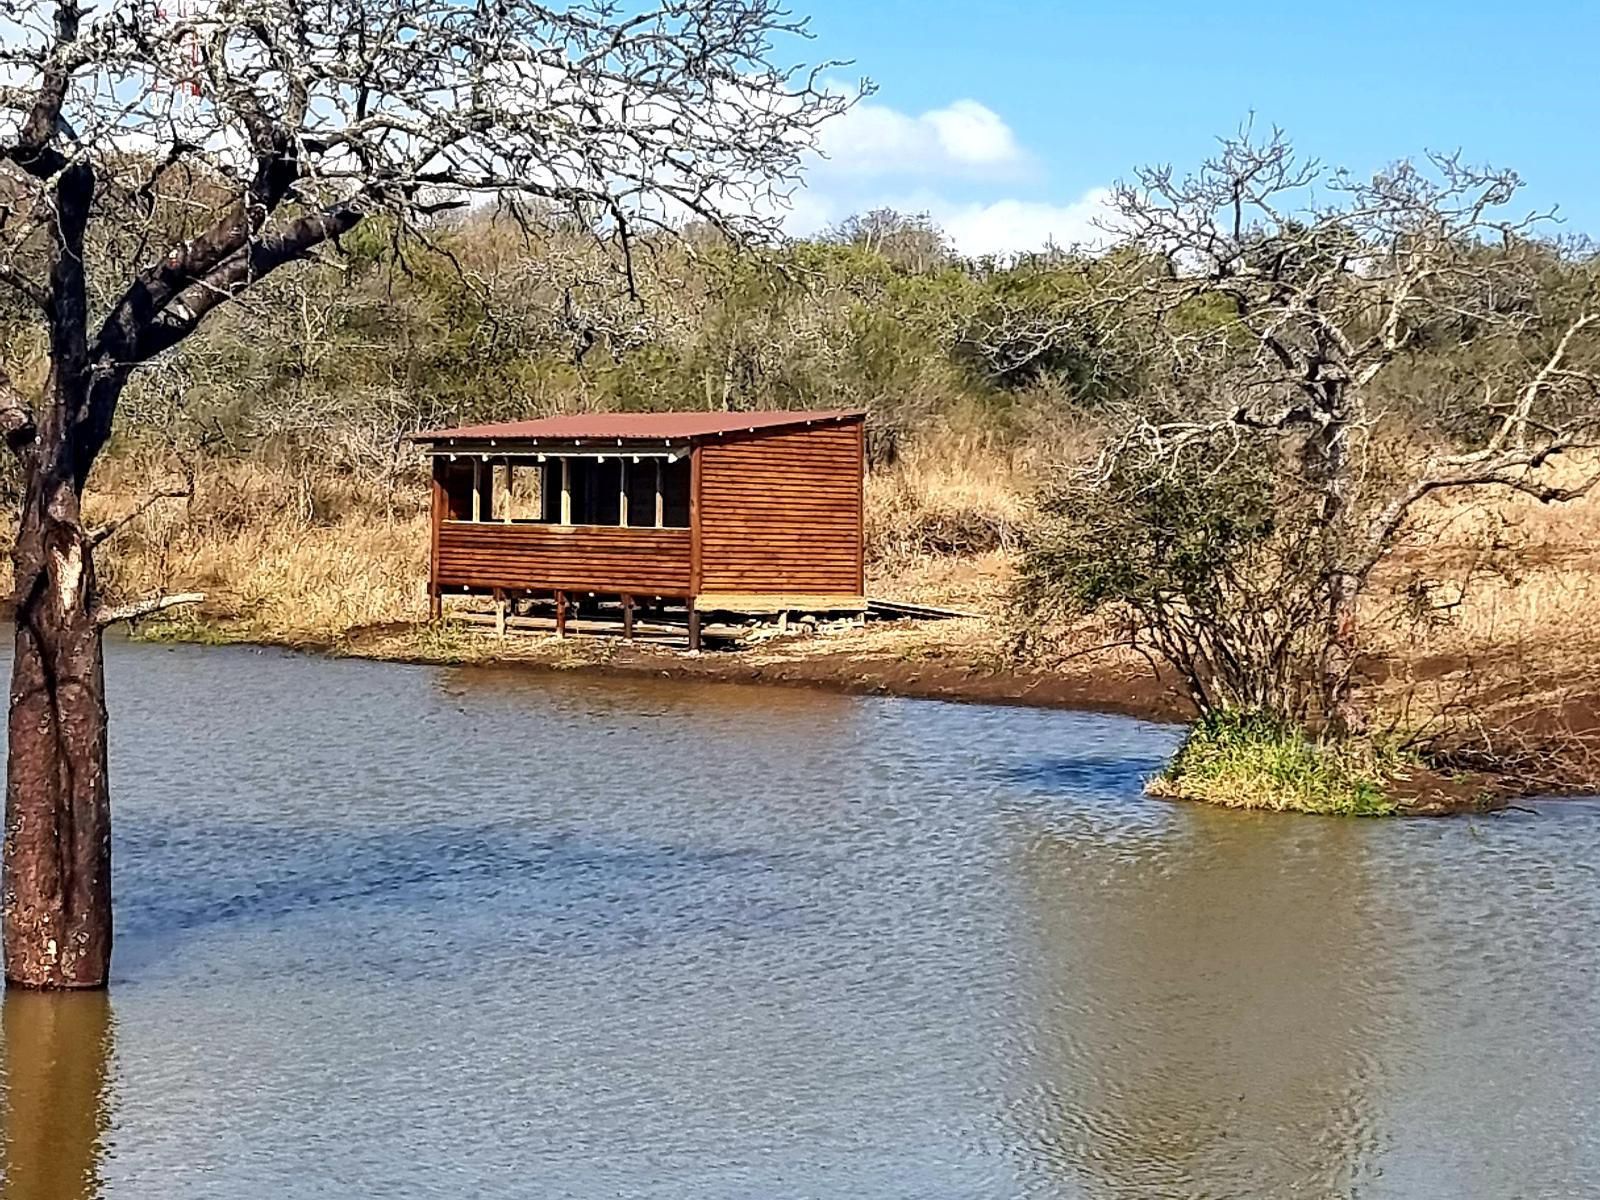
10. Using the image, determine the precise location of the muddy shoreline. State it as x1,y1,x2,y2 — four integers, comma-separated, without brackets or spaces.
336,620,1198,724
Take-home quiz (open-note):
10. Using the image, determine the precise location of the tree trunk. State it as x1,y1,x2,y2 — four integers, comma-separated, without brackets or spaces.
1306,392,1366,737
4,472,111,989
1322,568,1364,736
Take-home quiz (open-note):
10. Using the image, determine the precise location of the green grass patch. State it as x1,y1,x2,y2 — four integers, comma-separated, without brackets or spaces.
379,618,484,663
128,610,245,646
1148,710,1405,816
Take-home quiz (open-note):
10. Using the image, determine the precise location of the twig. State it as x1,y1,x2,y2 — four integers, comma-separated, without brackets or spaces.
88,482,193,547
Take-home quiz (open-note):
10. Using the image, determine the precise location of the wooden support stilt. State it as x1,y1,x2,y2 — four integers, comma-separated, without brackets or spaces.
493,589,506,638
429,585,442,621
555,590,568,638
687,608,702,652
622,594,635,642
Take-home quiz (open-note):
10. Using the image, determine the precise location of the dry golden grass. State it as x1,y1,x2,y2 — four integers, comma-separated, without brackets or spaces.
82,455,429,640
1362,475,1600,778
865,435,1031,571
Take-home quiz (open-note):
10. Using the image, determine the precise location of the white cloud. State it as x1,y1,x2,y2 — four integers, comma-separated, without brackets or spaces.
923,101,1021,168
816,97,1025,177
931,190,1115,257
787,90,1114,257
783,186,1115,258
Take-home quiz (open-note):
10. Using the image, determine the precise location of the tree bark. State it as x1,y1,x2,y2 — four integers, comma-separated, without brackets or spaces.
4,465,112,989
1294,382,1367,736
1322,568,1363,735
1307,402,1367,736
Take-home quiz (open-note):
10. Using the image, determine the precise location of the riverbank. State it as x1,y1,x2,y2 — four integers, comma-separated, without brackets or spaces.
143,602,1191,724
351,614,1191,722
138,611,1521,815
56,448,1600,813
360,621,1526,815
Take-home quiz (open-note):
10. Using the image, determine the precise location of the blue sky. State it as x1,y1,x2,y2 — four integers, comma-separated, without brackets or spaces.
788,0,1599,253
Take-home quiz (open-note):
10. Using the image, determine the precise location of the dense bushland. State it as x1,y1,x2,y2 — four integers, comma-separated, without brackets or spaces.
88,211,1131,470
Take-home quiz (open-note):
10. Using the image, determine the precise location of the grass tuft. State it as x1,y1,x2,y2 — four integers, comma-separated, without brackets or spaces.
1148,710,1403,817
865,436,1030,568
364,618,487,664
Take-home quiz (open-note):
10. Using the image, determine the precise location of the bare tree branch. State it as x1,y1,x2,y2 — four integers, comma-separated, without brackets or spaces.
92,592,205,627
88,480,194,547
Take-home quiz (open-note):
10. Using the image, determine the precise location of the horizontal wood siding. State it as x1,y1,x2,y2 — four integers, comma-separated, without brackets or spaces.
697,420,864,597
436,523,692,594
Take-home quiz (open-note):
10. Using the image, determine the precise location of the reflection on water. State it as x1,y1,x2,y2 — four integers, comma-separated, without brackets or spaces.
2,991,113,1200
0,639,1597,1197
1011,812,1387,1196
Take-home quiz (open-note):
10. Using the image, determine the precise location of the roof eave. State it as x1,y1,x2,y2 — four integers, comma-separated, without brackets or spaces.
410,408,868,445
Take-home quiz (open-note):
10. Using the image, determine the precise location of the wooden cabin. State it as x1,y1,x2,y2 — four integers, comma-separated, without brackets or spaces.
414,409,866,647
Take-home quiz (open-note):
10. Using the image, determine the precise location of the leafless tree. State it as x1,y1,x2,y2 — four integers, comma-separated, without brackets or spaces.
827,208,948,273
0,0,854,988
1023,126,1600,732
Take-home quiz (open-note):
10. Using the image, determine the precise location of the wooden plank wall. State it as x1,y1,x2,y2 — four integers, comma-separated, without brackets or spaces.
695,419,865,597
436,523,692,594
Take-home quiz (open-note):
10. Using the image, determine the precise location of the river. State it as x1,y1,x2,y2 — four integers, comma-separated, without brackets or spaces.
1,639,1597,1198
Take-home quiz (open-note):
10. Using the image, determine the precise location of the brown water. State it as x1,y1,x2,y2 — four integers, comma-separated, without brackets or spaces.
2,639,1598,1198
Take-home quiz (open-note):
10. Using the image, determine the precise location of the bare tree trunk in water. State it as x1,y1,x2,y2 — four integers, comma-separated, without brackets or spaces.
1292,388,1367,736
4,393,112,989
3,143,117,989
1310,410,1366,738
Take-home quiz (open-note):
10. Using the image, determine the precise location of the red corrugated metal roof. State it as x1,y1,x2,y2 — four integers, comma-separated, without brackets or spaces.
414,408,864,443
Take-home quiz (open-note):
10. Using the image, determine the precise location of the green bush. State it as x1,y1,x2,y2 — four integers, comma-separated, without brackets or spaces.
1149,710,1402,816
1012,426,1336,721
